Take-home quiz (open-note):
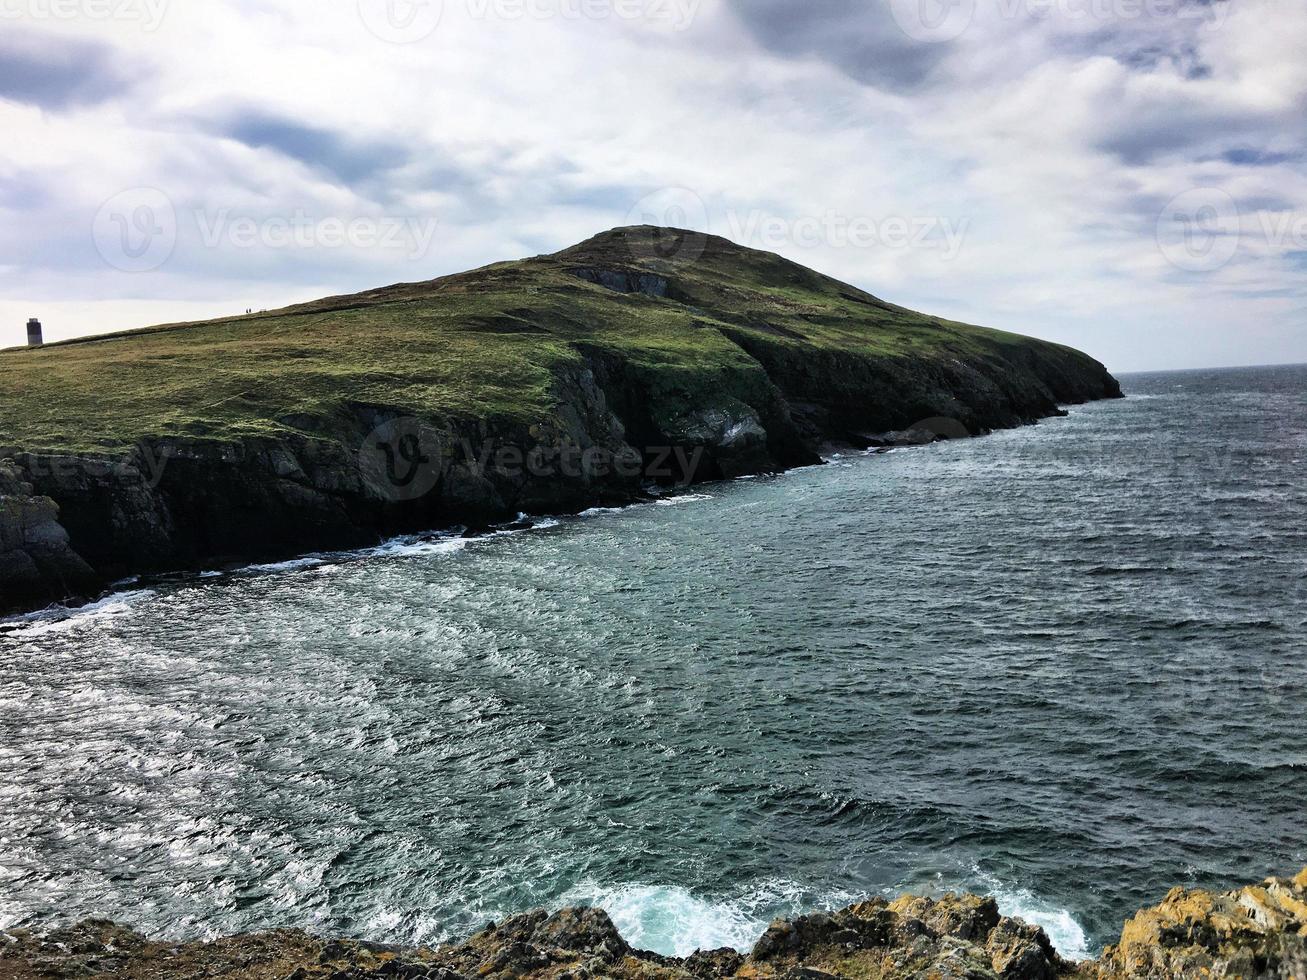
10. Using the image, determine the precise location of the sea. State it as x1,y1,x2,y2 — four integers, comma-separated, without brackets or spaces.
2,363,1304,961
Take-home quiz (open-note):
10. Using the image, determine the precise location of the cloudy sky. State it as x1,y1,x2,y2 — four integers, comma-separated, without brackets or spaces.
1,0,1304,371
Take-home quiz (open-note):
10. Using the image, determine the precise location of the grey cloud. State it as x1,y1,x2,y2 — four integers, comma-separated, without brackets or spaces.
723,0,949,90
1221,149,1302,167
1094,99,1270,165
1044,22,1213,77
0,31,135,109
219,111,410,186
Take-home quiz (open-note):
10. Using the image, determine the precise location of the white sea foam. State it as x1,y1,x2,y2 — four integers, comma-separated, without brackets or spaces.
559,880,855,959
973,872,1091,961
578,505,634,518
560,883,765,957
359,536,470,560
0,588,157,633
236,556,328,575
655,493,714,507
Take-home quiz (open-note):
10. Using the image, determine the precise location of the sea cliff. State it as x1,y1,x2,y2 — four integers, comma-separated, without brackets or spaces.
3,868,1303,979
0,226,1121,615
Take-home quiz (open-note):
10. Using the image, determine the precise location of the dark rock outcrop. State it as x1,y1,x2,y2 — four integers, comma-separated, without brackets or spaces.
0,460,98,610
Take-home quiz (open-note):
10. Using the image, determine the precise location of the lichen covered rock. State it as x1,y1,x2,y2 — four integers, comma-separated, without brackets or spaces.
6,869,1302,980
1092,868,1307,978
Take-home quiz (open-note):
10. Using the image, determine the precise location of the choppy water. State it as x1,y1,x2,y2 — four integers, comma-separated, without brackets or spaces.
2,364,1305,960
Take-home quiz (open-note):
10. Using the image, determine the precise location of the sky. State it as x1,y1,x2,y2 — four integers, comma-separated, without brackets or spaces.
1,0,1304,372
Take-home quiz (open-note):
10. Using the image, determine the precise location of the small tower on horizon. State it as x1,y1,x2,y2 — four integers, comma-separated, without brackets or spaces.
27,318,42,347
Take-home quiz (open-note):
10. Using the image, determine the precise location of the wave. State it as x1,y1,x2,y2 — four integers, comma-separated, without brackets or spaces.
969,870,1091,961
357,535,470,560
0,588,157,633
578,504,638,518
655,493,714,507
235,556,331,575
557,880,854,958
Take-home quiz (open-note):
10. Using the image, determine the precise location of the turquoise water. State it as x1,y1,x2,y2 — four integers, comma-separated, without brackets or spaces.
2,365,1305,959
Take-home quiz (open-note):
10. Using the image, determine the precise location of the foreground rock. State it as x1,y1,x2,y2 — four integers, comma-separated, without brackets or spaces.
1094,867,1307,978
3,869,1303,980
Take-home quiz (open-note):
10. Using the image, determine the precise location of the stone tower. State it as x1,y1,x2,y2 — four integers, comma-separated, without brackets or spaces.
27,318,42,347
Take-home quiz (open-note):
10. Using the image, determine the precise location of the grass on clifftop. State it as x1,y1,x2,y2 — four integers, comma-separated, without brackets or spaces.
0,227,1084,454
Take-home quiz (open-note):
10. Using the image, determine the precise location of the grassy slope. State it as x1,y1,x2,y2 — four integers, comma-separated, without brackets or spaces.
0,227,1099,454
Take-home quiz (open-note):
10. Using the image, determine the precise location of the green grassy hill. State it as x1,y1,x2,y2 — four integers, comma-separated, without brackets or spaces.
0,226,1113,454
0,226,1121,612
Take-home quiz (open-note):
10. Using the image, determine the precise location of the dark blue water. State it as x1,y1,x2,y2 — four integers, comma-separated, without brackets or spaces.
2,364,1305,959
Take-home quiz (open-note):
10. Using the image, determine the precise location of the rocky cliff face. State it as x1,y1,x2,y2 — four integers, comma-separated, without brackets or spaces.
3,869,1303,980
0,461,99,611
0,336,1119,616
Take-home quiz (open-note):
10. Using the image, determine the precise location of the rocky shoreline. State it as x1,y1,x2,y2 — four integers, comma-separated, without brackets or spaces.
2,868,1303,979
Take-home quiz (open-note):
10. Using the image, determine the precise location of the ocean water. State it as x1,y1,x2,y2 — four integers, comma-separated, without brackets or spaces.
2,364,1305,960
